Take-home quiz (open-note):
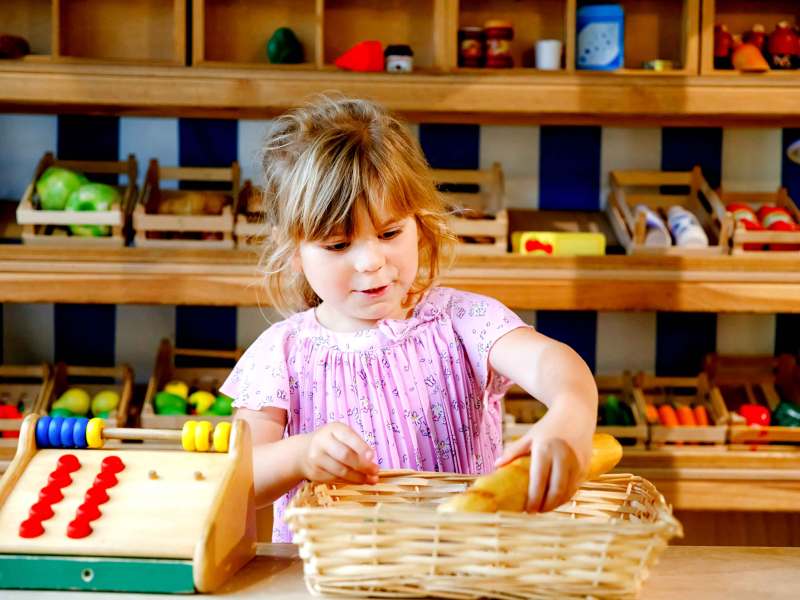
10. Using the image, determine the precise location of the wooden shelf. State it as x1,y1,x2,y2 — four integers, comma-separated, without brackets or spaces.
1,246,799,310
1,60,800,123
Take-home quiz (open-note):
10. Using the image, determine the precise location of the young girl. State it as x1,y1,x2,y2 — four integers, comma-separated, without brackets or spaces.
221,96,598,542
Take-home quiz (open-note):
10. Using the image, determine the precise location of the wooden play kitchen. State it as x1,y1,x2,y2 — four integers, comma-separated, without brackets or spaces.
0,414,256,593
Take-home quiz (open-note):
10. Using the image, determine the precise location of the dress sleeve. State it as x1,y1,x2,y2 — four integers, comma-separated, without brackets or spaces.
220,321,295,411
447,288,531,392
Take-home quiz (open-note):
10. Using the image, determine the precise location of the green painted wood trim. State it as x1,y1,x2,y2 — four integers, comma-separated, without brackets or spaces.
0,554,195,594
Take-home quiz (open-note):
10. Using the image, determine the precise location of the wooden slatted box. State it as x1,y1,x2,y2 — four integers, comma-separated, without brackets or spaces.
434,162,508,255
0,364,52,451
41,363,133,428
16,152,137,246
705,186,800,256
133,159,239,249
141,338,242,429
234,179,267,247
705,353,800,446
634,372,729,446
607,167,732,255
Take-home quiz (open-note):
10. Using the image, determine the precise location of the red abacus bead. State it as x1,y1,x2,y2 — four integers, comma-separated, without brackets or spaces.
29,501,55,521
39,484,63,504
57,454,81,473
85,485,109,505
94,471,118,489
66,517,92,539
19,518,45,538
48,470,72,488
76,502,102,522
101,455,125,474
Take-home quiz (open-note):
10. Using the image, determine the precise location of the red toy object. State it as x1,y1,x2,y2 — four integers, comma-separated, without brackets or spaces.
739,403,771,427
19,518,45,539
29,500,55,521
76,501,102,522
101,455,125,474
726,202,763,250
768,21,799,69
758,205,800,250
714,24,733,69
335,41,384,72
743,24,767,53
39,484,63,504
57,454,81,473
85,485,109,505
67,516,93,539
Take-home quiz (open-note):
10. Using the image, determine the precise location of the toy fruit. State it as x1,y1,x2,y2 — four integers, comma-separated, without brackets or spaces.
267,27,304,64
335,40,384,72
732,37,770,72
739,403,770,427
52,387,90,416
164,380,189,399
36,167,89,211
91,390,120,417
155,391,187,415
188,390,215,415
65,183,120,236
438,433,623,513
210,394,234,416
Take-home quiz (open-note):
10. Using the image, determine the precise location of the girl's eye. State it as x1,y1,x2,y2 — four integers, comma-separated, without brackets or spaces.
380,228,402,240
324,241,349,251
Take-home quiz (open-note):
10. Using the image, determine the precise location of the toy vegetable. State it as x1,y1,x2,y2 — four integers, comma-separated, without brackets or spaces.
438,433,622,513
773,401,800,427
739,404,770,427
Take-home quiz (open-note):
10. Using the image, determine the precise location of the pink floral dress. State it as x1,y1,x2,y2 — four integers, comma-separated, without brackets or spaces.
221,286,529,541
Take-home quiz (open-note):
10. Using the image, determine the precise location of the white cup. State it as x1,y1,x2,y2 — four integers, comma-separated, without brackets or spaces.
535,39,562,70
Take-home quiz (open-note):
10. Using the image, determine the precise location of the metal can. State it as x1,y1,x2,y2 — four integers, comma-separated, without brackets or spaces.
458,27,484,67
484,20,513,68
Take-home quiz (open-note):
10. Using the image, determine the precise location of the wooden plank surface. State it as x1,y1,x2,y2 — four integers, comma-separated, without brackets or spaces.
3,62,800,124
1,246,800,310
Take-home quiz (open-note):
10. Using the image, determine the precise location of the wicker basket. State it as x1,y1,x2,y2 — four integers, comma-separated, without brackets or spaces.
285,470,682,599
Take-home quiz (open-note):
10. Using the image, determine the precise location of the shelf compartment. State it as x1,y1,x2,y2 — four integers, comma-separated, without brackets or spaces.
456,0,573,71
577,0,699,74
194,0,320,68
324,0,445,70
56,0,185,64
701,0,800,75
1,0,53,59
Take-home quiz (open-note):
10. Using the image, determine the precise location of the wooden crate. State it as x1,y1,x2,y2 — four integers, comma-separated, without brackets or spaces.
16,152,137,247
141,338,243,429
596,373,648,448
704,187,800,256
503,374,647,447
234,179,267,247
41,363,133,429
608,167,732,255
705,353,800,445
434,162,508,255
133,159,239,249
633,372,729,446
0,364,52,450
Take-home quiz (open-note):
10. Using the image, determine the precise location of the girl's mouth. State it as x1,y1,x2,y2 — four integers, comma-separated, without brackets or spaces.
359,284,389,297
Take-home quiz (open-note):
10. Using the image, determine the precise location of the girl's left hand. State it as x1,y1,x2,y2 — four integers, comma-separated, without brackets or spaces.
493,414,593,513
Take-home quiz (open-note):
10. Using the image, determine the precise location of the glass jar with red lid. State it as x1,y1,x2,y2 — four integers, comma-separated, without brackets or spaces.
484,20,514,68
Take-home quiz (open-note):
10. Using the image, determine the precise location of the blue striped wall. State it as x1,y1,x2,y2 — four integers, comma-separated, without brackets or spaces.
1,114,799,380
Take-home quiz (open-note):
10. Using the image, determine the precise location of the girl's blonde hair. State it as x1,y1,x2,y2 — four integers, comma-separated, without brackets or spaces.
259,95,456,315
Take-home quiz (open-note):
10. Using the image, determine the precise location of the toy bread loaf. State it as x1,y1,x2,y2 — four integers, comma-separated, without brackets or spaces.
438,433,623,513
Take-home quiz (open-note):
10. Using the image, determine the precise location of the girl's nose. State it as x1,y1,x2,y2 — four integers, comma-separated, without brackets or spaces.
352,240,386,273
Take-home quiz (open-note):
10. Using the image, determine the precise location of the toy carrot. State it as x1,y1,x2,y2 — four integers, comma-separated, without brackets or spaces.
644,403,659,425
657,404,679,427
676,405,697,426
693,405,709,426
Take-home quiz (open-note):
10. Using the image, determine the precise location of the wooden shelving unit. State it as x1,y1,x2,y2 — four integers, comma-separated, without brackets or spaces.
1,246,799,311
0,0,798,122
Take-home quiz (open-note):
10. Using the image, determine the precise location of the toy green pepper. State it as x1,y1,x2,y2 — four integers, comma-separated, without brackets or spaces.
154,391,187,415
773,401,800,427
603,395,633,426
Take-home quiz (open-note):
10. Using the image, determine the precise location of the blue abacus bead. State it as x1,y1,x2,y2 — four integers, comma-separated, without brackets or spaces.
73,418,89,449
48,416,65,448
36,416,52,448
60,417,76,448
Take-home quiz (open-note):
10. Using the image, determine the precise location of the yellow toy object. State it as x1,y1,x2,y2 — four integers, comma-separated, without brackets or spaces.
512,231,606,256
164,380,189,399
0,414,256,593
52,387,91,416
187,390,215,415
438,433,623,513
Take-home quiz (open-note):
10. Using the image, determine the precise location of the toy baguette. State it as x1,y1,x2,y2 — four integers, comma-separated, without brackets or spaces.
438,433,623,513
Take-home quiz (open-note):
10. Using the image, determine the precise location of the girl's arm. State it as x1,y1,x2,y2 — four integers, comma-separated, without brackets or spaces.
488,327,598,512
235,407,379,508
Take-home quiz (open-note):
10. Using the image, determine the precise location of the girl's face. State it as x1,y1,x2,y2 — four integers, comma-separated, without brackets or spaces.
298,203,420,332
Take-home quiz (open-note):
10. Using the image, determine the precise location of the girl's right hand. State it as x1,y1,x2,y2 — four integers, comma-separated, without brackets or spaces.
301,422,380,485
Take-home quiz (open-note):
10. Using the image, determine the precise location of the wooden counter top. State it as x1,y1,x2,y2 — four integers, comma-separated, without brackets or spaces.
3,544,799,599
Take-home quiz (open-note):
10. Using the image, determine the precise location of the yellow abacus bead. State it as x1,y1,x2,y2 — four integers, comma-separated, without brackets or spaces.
86,418,105,449
182,421,197,452
213,422,232,453
195,421,212,452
